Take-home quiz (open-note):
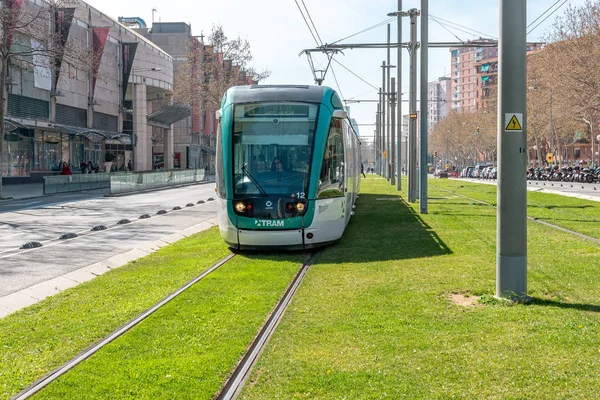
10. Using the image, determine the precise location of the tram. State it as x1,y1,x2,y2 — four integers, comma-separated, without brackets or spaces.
215,85,361,250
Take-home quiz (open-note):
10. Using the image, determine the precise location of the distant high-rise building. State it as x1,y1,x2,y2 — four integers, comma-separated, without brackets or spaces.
450,39,498,113
428,77,452,131
475,44,542,111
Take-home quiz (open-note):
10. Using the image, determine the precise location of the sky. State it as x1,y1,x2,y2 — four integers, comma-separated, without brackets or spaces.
85,0,587,143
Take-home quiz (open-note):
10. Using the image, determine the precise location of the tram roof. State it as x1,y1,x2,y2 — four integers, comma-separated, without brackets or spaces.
227,85,331,105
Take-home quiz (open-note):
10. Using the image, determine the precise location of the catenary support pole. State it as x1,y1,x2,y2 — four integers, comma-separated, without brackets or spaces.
419,0,428,214
381,64,387,178
397,0,403,190
497,0,527,298
388,24,395,185
376,102,381,175
391,77,397,188
408,9,419,202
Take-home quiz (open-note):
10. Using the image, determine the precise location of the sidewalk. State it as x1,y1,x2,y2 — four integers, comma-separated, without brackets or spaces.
0,217,218,318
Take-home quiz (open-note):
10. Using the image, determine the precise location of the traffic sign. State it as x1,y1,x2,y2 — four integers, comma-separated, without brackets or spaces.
504,113,523,132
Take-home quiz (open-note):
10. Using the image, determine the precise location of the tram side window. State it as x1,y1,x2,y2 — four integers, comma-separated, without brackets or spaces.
216,119,226,198
318,118,345,198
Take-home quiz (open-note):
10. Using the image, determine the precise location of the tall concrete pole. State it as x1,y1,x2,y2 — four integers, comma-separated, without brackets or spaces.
381,64,387,178
397,0,403,190
391,77,397,187
497,0,527,298
408,9,419,203
388,24,395,185
376,103,381,175
375,104,380,175
419,0,429,214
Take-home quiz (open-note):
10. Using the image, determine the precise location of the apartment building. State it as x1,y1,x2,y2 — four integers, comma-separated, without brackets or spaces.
450,40,498,113
427,77,452,131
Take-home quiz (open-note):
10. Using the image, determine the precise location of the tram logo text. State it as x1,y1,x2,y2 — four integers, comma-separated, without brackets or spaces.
255,219,284,228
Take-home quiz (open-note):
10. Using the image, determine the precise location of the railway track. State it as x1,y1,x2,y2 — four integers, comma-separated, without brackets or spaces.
216,252,318,400
431,183,600,245
12,252,317,400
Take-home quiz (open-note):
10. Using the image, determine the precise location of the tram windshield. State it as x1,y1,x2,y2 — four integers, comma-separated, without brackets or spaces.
232,102,318,198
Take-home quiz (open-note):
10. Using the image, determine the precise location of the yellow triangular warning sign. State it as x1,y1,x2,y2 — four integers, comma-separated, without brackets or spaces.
506,115,522,131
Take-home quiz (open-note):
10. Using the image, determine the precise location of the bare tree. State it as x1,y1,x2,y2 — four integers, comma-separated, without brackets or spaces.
172,25,270,113
0,0,94,198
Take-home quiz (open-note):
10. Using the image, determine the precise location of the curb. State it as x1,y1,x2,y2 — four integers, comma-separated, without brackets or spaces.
0,218,219,319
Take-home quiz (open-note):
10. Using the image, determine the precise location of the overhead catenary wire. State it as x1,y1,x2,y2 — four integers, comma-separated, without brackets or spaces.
527,0,564,29
429,15,464,43
345,88,378,102
332,58,378,90
429,14,498,40
330,65,345,101
330,17,397,45
294,0,320,46
527,0,568,35
301,0,324,45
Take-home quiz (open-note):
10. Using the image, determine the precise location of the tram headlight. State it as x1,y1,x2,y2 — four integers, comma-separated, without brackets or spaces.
295,202,305,212
235,202,246,212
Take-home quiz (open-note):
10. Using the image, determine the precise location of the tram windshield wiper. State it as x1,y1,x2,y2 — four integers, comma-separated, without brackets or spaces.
241,165,268,197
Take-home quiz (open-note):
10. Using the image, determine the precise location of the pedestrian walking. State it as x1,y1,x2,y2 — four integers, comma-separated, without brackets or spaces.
361,163,366,178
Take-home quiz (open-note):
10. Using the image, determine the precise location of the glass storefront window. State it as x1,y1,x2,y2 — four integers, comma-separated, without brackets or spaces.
70,136,85,172
2,129,32,177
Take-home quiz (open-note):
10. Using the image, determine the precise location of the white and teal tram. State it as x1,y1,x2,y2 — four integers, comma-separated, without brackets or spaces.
215,85,361,250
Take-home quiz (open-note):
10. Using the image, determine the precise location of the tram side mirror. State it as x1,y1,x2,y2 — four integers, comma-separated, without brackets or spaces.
215,109,222,120
332,110,348,119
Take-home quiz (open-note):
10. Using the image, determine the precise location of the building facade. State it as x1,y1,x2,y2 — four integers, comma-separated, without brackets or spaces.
2,0,175,183
450,40,498,114
427,77,452,131
134,22,215,171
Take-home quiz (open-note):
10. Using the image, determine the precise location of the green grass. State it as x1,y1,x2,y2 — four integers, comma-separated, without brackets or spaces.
429,179,600,240
240,176,600,399
35,254,304,399
4,177,600,399
0,229,231,398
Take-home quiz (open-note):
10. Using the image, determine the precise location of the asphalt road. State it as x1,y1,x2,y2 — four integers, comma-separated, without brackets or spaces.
0,184,218,297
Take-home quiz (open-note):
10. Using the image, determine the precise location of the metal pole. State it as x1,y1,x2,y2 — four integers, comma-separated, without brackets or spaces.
419,0,428,213
397,0,403,190
391,77,397,187
408,9,419,202
592,122,595,166
388,24,394,185
376,103,380,175
381,64,387,178
497,0,527,299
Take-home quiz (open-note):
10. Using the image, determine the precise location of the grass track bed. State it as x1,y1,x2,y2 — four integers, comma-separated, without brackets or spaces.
35,253,304,399
240,177,600,399
1,229,229,398
431,179,600,240
1,228,302,399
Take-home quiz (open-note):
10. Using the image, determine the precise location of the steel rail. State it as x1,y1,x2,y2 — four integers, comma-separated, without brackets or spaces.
431,183,600,245
12,253,236,400
216,253,318,400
